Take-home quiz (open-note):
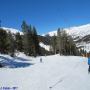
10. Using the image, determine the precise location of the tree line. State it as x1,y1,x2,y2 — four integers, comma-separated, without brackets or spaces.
0,21,41,57
50,28,82,56
0,21,84,58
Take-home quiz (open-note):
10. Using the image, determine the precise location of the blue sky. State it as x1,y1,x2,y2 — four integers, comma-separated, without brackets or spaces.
0,0,90,34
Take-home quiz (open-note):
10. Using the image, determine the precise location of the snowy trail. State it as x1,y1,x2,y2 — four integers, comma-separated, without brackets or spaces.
0,54,90,90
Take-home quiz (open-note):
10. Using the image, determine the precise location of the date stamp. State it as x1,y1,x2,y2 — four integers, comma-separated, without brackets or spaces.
0,86,18,90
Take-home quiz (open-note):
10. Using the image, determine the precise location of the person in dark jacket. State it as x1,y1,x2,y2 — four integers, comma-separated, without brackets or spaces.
88,54,90,73
40,57,42,63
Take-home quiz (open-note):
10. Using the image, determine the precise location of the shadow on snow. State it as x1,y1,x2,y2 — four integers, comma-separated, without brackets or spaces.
0,56,33,68
15,57,31,62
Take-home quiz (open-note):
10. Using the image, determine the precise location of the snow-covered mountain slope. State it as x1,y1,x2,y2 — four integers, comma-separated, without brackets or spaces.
39,42,50,51
43,23,90,52
77,42,90,52
42,31,57,37
0,27,23,35
65,24,90,38
0,53,89,90
44,24,90,38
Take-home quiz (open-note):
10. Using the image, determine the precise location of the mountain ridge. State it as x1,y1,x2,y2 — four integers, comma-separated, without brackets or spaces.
43,23,90,39
0,27,23,35
1,23,90,52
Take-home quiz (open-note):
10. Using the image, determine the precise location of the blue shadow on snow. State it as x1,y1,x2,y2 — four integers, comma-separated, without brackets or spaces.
0,56,33,68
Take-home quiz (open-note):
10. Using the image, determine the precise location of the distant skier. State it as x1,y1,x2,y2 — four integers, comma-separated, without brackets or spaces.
40,57,42,63
88,54,90,73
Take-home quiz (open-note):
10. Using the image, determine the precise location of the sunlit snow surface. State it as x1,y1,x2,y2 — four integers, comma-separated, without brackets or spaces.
0,53,89,90
39,42,50,51
1,27,23,35
44,24,90,38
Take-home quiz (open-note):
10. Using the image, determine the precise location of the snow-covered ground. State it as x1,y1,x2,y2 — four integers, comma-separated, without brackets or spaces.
0,53,89,90
39,42,50,51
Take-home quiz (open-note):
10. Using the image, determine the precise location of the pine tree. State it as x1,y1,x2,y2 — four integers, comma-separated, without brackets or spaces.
15,32,23,52
32,26,40,57
27,25,33,56
21,21,41,56
21,21,29,55
0,28,8,54
61,30,67,55
50,34,57,54
57,28,62,55
21,21,28,33
56,28,79,56
7,31,15,57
